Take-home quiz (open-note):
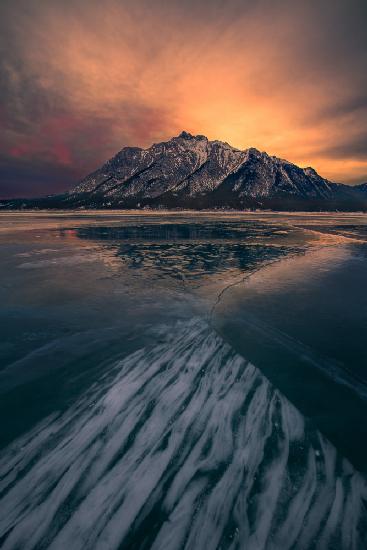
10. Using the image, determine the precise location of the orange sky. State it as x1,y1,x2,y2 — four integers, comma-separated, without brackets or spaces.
0,0,366,197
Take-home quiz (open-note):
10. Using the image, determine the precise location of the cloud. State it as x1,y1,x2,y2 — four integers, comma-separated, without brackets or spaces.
317,131,367,161
0,0,366,197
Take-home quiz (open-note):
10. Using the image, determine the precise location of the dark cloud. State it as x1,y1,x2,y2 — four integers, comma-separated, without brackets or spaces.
317,131,367,161
310,97,367,124
0,155,78,198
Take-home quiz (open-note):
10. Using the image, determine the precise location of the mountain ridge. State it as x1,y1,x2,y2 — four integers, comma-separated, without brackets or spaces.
2,132,367,211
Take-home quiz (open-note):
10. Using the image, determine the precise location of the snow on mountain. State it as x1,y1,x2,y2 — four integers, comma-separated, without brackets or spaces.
2,132,367,210
69,132,337,208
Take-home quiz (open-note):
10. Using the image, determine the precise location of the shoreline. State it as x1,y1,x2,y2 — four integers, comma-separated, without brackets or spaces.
1,208,367,215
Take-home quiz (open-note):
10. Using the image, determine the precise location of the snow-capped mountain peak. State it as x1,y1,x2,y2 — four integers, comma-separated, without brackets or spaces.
11,132,363,211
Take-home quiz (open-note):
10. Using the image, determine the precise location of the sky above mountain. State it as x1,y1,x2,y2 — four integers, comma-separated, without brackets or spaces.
0,0,366,198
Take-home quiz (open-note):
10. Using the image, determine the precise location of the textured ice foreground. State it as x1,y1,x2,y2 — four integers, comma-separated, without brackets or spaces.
0,319,366,550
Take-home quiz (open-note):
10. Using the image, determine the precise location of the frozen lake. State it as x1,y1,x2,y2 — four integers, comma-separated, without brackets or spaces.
0,211,366,549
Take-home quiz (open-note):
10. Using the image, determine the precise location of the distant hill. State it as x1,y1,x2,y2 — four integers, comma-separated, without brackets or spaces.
2,132,367,211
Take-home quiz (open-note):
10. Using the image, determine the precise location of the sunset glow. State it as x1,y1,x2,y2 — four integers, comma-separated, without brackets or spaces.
0,0,366,197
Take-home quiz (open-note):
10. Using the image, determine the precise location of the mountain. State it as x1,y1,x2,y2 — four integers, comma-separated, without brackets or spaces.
2,132,367,210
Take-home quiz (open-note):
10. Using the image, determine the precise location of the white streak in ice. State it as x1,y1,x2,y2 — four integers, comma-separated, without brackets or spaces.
0,319,366,550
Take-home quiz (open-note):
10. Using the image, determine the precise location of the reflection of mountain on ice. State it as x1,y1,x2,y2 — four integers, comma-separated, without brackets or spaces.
1,320,366,550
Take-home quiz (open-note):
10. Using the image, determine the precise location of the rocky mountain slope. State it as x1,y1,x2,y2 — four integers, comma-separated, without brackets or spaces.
2,132,367,210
